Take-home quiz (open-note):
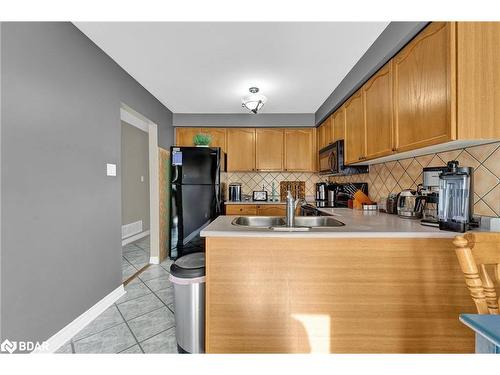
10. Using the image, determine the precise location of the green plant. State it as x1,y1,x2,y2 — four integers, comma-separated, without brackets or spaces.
193,133,212,146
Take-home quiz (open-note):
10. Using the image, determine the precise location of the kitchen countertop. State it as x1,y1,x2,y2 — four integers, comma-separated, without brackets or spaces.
200,208,458,238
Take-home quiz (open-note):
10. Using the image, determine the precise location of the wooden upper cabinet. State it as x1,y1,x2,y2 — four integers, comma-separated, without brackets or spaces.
318,117,332,150
201,128,226,153
175,127,201,146
256,128,284,171
344,90,365,165
332,107,345,142
393,22,455,153
226,128,256,171
284,129,315,171
363,61,394,160
457,22,500,139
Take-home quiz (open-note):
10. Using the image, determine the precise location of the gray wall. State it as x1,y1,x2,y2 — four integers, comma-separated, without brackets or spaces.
315,22,429,124
0,22,173,344
121,122,149,231
173,113,315,127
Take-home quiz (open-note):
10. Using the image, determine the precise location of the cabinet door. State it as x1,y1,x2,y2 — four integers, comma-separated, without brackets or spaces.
332,107,345,142
393,22,455,152
175,128,201,146
363,61,394,160
225,205,257,215
201,128,226,153
457,22,500,139
256,205,286,216
256,128,284,171
284,129,315,172
344,90,365,165
318,118,332,150
227,128,256,171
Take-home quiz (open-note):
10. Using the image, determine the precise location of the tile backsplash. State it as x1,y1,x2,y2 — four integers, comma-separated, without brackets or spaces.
223,172,322,199
329,141,500,217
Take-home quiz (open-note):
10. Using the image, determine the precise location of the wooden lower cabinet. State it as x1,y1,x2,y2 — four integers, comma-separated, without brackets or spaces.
205,237,475,353
256,204,286,216
225,204,258,215
225,204,299,216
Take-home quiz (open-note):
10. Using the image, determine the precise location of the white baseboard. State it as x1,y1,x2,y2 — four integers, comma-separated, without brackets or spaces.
32,284,126,354
121,230,150,246
149,256,160,264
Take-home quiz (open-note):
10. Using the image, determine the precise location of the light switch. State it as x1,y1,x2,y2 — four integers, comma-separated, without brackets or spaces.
140,176,144,182
106,163,117,176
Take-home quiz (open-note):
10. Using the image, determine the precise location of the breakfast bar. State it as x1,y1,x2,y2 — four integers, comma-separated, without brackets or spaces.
200,209,477,353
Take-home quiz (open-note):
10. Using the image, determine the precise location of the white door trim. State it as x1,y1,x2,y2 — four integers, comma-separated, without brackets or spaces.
120,104,160,263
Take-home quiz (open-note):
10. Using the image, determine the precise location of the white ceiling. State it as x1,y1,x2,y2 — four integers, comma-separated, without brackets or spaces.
75,22,389,114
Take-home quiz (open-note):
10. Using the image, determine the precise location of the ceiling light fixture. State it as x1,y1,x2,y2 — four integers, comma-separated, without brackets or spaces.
241,87,267,114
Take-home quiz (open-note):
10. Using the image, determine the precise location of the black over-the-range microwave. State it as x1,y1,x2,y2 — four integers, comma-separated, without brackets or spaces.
318,140,368,176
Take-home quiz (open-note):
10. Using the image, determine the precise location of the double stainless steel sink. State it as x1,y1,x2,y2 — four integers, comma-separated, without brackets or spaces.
231,216,345,230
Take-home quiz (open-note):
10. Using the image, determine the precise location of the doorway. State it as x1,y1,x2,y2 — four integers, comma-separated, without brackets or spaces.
120,104,160,283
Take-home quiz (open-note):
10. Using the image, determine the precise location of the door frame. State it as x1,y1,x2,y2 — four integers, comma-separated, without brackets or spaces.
120,103,160,264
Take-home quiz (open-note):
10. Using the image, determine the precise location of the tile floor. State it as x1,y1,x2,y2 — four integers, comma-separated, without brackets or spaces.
122,236,151,282
56,236,177,353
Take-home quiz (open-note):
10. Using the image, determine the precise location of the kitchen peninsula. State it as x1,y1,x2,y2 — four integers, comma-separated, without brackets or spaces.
200,209,476,353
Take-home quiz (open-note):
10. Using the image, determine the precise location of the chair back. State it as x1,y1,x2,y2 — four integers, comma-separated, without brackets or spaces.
454,232,500,314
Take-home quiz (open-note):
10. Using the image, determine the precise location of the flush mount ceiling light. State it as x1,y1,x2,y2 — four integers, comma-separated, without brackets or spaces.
241,87,267,114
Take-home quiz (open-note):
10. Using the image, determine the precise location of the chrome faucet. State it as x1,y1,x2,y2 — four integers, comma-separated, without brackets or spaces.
285,190,306,227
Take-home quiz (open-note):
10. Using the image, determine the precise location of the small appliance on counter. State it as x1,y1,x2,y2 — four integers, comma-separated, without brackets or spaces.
385,193,399,214
397,189,425,219
420,166,447,227
438,160,478,232
316,182,327,201
228,183,242,202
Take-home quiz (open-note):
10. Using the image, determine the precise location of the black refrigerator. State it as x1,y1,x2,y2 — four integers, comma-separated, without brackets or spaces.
169,146,223,259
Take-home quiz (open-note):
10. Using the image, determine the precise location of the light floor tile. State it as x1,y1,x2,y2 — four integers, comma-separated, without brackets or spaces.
117,279,151,304
128,306,175,342
117,293,164,321
156,287,175,305
138,265,170,282
119,344,143,354
55,341,73,354
140,327,178,354
73,323,136,354
144,274,172,292
73,305,124,341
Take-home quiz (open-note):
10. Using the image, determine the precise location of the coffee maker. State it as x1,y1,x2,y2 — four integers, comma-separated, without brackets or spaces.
438,160,477,232
420,166,447,227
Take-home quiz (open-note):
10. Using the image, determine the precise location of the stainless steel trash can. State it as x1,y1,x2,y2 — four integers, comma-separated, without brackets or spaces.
169,252,205,353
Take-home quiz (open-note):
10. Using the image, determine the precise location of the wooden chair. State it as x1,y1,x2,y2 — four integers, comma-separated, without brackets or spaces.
454,233,500,314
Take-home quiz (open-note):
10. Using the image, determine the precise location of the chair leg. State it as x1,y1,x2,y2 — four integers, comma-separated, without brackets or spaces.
454,236,490,314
